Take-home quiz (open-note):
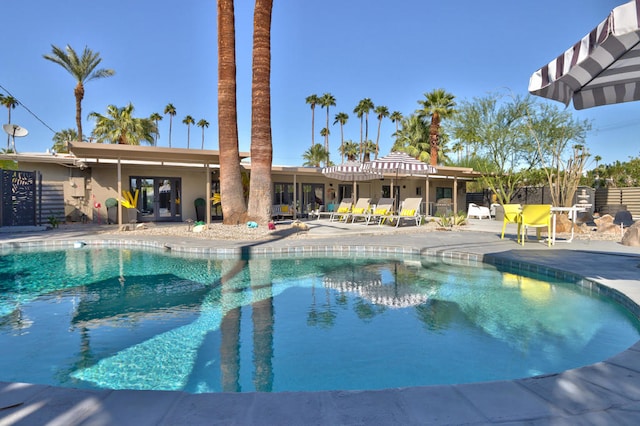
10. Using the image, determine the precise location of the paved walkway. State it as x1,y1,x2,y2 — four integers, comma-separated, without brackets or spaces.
0,219,639,425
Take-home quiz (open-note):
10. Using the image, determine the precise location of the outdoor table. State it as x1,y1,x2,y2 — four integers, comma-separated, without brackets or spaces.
550,205,588,244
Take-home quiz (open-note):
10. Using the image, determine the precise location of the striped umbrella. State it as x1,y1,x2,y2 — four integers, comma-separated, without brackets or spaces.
365,152,437,208
529,0,640,109
322,161,382,199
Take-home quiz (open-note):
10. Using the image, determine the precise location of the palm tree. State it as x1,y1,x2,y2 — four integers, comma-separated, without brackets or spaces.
163,103,177,148
361,140,377,162
319,93,336,163
43,45,115,142
319,127,330,166
88,103,155,145
339,140,359,161
416,89,456,166
354,98,374,161
305,94,319,148
197,119,210,149
390,111,403,145
393,113,430,162
353,102,365,162
182,115,195,148
247,0,274,225
333,112,349,163
149,112,163,146
594,155,602,169
51,128,79,153
218,0,247,223
302,143,329,167
374,105,389,159
0,95,19,150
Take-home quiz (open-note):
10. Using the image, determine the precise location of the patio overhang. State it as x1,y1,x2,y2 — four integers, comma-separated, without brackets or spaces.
68,141,250,165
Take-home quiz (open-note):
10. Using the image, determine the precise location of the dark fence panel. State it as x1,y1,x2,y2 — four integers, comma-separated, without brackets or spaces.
1,169,37,226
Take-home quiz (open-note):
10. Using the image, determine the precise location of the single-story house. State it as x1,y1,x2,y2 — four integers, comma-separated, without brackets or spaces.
0,142,481,227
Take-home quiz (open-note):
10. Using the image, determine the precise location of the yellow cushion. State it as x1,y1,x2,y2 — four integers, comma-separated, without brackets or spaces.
352,208,365,214
281,205,288,213
337,207,349,213
375,208,387,215
401,209,415,216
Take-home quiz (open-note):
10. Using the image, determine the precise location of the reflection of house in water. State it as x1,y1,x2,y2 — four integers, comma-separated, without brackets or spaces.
323,262,434,309
71,274,209,327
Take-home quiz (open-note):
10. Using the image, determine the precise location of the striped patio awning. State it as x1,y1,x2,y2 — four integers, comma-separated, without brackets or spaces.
365,151,437,174
529,0,640,109
321,161,382,181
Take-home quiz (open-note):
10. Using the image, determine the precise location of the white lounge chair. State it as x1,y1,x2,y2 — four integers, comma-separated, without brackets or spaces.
340,198,371,223
467,203,491,220
328,198,354,222
362,198,395,225
382,198,423,227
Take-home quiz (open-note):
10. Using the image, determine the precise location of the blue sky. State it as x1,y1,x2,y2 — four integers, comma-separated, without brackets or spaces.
1,0,636,168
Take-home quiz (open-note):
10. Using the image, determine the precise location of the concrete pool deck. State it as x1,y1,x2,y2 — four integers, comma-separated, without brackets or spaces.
1,219,640,425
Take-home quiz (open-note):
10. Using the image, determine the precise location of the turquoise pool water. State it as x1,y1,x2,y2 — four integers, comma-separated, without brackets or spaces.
0,247,638,393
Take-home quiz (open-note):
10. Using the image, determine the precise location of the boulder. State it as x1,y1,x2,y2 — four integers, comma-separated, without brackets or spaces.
292,220,309,231
594,214,620,235
554,214,573,233
193,224,207,233
622,222,640,247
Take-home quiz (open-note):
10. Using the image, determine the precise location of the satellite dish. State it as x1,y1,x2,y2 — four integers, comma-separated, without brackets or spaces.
3,123,28,153
3,124,28,138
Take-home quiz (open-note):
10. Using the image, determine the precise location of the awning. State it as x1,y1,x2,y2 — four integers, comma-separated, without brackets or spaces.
529,0,640,109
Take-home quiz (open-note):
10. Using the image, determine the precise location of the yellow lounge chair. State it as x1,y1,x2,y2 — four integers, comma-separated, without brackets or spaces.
341,198,371,223
329,198,354,222
363,198,395,225
382,198,423,228
520,204,552,247
500,204,522,242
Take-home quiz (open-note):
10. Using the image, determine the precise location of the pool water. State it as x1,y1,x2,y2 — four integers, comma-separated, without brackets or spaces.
0,247,638,393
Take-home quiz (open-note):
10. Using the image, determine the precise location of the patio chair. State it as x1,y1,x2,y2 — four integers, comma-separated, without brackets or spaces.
363,198,395,225
500,204,522,242
329,198,354,222
340,198,371,223
272,204,294,221
382,197,423,227
520,204,552,247
467,203,491,220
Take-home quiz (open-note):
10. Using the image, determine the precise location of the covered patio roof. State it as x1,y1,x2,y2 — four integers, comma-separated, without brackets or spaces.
68,141,250,165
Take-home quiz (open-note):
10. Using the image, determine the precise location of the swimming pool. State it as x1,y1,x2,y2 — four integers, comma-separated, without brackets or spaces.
0,247,638,393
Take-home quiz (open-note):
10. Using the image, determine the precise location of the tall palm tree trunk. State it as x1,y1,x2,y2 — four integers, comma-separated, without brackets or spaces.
430,114,440,166
218,0,247,224
248,0,274,225
74,83,85,142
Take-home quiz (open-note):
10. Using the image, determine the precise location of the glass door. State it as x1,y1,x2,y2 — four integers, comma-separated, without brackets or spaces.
130,177,182,222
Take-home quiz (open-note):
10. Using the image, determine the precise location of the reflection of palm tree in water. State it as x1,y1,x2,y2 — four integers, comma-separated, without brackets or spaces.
220,258,275,392
220,260,246,392
250,259,274,392
308,278,337,328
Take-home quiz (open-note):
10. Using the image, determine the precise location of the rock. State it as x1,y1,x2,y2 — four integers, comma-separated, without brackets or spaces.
292,220,309,231
554,213,574,233
193,224,207,233
622,222,640,246
594,214,621,234
594,214,614,226
135,223,147,230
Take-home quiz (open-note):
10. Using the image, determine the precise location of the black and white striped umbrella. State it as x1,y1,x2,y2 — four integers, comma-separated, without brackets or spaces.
365,151,437,174
529,0,640,109
322,161,382,198
364,151,436,207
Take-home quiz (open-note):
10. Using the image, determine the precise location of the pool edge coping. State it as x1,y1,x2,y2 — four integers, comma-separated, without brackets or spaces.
1,238,640,424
